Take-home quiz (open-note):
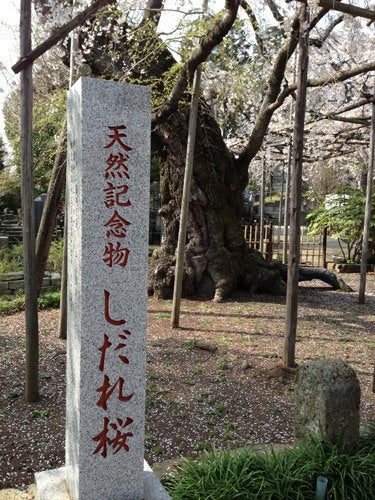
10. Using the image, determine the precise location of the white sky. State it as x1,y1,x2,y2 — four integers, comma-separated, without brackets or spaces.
0,0,20,142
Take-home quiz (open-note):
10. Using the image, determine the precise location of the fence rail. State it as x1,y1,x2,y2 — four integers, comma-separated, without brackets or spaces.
244,224,325,267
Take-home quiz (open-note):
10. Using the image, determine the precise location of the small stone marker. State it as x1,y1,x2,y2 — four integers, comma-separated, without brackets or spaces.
35,78,170,499
294,358,360,448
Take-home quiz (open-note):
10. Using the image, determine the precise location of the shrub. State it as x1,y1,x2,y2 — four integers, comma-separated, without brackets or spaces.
0,238,64,277
0,290,60,315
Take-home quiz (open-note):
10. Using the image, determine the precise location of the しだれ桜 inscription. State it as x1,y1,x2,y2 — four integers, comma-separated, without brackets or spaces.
92,416,134,458
92,124,136,457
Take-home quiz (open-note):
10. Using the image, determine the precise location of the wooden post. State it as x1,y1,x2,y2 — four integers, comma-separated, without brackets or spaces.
171,66,201,328
284,1,309,368
322,227,327,268
359,76,375,304
20,0,39,402
260,155,265,255
171,0,207,327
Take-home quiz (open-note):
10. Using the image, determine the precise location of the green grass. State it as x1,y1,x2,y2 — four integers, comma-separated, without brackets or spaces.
166,430,375,499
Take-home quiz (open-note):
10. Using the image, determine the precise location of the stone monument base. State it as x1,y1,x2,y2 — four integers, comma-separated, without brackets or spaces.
34,461,171,500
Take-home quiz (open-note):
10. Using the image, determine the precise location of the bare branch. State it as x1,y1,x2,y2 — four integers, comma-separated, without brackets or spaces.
307,96,375,124
236,3,335,168
291,0,375,21
310,14,344,47
240,0,265,54
325,116,371,125
265,0,284,24
268,61,375,115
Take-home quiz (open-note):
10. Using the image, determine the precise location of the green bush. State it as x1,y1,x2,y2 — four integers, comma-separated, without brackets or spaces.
0,238,64,277
0,290,60,315
45,238,64,274
0,243,24,276
167,433,375,499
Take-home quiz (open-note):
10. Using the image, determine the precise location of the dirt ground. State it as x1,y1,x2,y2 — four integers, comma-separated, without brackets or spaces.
1,273,375,492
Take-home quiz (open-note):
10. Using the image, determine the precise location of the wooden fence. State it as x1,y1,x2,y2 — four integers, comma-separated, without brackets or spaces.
243,224,324,267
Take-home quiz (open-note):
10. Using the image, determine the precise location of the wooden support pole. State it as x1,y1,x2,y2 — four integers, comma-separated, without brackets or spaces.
284,2,309,368
171,0,207,327
359,76,375,304
171,66,201,328
20,0,39,402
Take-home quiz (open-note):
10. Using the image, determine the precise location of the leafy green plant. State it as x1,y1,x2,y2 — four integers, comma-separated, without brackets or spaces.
0,238,63,277
166,433,375,499
307,188,375,263
153,312,171,319
37,291,60,309
6,390,20,398
46,238,64,274
154,445,163,456
32,409,51,418
0,290,61,315
0,243,23,274
218,357,230,370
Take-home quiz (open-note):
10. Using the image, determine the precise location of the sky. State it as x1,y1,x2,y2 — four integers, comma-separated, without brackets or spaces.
0,0,20,142
0,0,213,145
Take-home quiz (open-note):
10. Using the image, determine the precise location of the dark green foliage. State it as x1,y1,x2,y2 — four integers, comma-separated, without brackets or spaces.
0,243,24,274
0,136,6,171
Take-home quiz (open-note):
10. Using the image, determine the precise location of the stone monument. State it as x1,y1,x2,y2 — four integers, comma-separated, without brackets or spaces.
35,78,170,499
294,358,360,448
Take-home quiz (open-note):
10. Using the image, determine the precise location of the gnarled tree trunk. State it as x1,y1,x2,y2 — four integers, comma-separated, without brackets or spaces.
148,105,287,301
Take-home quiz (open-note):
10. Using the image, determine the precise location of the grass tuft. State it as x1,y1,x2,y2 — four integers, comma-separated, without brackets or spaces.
166,431,375,499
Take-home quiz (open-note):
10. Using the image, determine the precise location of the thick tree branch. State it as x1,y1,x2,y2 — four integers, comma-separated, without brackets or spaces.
140,0,164,28
152,0,241,126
